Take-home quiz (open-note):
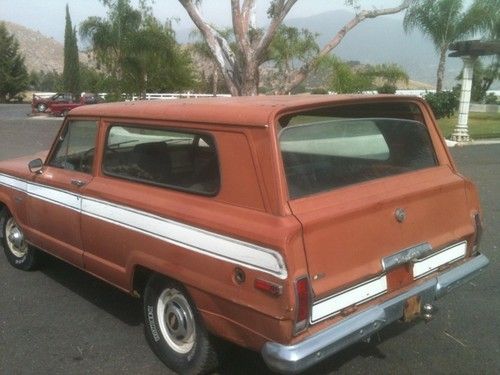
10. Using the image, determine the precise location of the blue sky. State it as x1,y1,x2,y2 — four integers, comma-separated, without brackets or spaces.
0,0,410,42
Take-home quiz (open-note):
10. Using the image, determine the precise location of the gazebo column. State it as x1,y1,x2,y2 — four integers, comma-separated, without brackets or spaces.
451,56,477,142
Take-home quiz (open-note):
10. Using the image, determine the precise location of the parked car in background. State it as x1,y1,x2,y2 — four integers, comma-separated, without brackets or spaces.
0,96,489,374
31,92,74,113
47,93,103,117
31,92,102,116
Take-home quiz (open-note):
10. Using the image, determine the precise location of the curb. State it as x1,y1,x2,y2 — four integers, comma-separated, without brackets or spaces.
446,138,500,147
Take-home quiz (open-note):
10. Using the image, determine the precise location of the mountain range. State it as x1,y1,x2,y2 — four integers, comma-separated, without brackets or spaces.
3,21,89,75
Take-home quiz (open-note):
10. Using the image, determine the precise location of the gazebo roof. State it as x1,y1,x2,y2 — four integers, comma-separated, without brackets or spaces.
449,40,500,57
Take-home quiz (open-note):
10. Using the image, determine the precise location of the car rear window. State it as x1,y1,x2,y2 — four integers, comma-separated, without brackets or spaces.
279,104,437,199
102,125,220,195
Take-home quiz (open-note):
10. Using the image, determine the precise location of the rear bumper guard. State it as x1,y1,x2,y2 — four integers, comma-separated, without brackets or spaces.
261,254,489,374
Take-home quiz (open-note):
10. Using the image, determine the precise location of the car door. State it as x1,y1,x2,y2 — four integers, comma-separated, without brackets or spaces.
27,119,98,267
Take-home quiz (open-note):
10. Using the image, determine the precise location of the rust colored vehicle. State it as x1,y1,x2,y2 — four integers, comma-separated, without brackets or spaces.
0,96,489,374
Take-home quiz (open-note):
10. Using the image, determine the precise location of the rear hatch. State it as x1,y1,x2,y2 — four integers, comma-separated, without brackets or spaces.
279,104,473,323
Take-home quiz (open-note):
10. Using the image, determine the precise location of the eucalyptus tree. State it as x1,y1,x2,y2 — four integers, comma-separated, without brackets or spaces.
267,25,319,94
403,0,477,92
189,28,235,95
178,0,414,96
327,59,409,94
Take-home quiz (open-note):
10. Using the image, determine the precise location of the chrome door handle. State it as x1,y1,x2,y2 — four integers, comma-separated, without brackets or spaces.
71,179,87,187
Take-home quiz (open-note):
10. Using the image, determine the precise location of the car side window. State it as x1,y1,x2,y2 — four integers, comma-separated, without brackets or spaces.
49,120,98,174
102,125,220,195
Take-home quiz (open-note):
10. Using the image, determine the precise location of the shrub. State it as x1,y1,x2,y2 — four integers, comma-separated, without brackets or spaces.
310,88,329,95
423,91,459,119
485,93,498,105
377,84,397,94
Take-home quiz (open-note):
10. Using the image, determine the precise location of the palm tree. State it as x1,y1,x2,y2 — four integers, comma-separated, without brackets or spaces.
467,0,500,40
80,0,194,97
466,0,500,94
403,0,475,91
80,0,142,94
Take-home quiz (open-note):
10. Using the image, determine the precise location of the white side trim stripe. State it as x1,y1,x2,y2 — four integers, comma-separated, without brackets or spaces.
82,197,287,278
311,275,388,323
0,174,27,192
27,183,81,211
0,173,287,279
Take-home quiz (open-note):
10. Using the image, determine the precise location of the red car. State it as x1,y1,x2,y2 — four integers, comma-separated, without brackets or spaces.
31,92,75,113
32,92,102,116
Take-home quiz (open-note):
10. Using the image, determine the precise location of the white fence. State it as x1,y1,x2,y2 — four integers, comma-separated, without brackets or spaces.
33,90,499,101
33,92,231,101
128,92,231,101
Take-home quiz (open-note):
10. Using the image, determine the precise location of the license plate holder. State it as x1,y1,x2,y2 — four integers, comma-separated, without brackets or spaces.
403,295,421,322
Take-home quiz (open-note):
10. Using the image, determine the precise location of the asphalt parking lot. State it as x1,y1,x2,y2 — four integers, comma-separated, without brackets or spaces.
0,104,498,374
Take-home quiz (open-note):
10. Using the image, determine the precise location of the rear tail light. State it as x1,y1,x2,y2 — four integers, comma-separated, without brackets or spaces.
294,276,310,335
473,213,483,252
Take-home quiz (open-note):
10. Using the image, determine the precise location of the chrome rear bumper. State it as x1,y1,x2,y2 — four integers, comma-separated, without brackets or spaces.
261,254,489,374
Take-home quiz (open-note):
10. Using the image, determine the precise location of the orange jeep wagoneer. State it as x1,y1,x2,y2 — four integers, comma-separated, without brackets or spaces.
0,96,489,374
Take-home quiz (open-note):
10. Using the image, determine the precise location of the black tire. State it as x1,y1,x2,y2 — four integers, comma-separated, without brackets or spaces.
1,210,38,271
37,103,47,113
143,275,218,374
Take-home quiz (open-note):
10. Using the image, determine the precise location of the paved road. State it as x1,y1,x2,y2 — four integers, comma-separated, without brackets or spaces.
0,104,498,374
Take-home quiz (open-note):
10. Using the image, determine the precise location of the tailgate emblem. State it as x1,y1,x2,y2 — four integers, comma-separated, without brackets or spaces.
395,208,407,223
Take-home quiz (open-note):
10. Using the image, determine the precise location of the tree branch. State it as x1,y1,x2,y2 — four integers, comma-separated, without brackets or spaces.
179,0,241,95
231,0,255,59
255,0,298,62
283,0,413,93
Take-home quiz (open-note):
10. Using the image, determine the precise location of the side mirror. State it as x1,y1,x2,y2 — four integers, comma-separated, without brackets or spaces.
28,158,43,174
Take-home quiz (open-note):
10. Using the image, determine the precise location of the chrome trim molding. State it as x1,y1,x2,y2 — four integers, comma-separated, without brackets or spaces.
382,242,432,271
0,173,288,279
262,254,489,374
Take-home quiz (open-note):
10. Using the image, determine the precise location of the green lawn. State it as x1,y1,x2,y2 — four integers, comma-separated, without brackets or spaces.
437,112,500,139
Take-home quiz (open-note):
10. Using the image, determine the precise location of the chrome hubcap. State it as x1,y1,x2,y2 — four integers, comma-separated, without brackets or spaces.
5,218,28,258
157,288,195,353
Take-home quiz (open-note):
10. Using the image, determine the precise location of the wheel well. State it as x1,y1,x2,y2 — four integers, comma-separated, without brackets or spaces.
132,265,155,297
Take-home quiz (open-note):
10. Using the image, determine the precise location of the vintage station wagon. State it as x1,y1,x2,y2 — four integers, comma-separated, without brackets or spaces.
0,96,489,374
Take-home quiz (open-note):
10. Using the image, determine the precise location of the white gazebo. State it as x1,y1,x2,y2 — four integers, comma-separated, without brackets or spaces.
449,40,500,142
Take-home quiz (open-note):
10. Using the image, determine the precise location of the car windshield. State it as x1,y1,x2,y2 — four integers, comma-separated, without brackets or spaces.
279,113,437,199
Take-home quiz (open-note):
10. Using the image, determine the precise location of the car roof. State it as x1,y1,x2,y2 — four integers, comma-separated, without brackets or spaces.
70,94,417,127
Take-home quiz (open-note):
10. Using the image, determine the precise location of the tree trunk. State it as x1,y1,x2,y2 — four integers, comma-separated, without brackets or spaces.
212,65,218,96
436,46,447,92
240,59,259,96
